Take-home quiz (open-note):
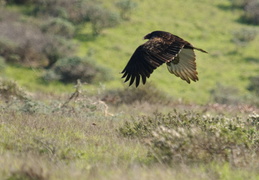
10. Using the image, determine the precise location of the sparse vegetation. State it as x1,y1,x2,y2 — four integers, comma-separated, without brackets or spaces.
1,85,259,179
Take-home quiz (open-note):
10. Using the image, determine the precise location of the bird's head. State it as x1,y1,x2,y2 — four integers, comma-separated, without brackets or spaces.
143,31,169,40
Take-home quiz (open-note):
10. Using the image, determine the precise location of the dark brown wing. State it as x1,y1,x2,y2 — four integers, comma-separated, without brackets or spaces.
121,39,185,87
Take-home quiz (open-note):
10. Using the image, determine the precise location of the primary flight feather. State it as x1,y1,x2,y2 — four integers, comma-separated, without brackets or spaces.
121,31,207,87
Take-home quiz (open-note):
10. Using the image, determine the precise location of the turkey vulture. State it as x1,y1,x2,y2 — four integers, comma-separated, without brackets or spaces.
121,31,207,87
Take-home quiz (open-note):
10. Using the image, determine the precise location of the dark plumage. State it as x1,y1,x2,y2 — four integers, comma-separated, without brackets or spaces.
121,31,207,87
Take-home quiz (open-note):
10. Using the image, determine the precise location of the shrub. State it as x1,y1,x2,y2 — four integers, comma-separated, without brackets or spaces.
0,10,52,67
244,0,259,24
228,0,259,25
115,0,137,20
5,0,32,4
0,0,6,6
6,164,47,180
228,0,251,8
0,37,20,63
43,56,111,84
86,5,120,35
30,0,69,19
247,76,259,95
43,35,75,68
119,111,259,166
0,78,28,100
41,18,75,39
210,83,242,105
0,56,6,71
101,84,172,106
232,28,257,46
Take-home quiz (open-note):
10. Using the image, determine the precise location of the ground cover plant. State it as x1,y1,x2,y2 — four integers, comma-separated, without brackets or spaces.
0,81,259,179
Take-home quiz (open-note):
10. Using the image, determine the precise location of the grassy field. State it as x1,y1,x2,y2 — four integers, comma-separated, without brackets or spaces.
0,88,259,179
75,0,259,103
4,0,259,104
1,0,259,179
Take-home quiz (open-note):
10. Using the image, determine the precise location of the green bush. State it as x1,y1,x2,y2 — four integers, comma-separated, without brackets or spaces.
41,18,75,39
244,0,259,25
43,35,75,68
0,78,28,100
43,56,111,84
247,76,259,95
232,28,257,46
229,0,251,8
210,83,242,105
31,0,69,19
119,111,259,166
0,37,19,63
0,56,6,71
86,5,120,35
102,84,172,105
0,9,74,68
229,0,259,25
5,0,32,4
115,0,137,20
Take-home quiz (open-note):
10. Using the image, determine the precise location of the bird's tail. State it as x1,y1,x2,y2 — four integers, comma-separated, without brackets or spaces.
194,47,208,53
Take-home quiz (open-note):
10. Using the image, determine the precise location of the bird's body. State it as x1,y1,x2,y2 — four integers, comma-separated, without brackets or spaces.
121,31,207,87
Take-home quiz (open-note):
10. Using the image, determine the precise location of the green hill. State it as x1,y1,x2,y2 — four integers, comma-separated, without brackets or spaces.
77,0,258,103
3,0,259,104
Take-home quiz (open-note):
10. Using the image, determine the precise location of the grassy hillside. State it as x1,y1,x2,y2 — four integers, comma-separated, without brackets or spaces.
76,0,258,103
3,0,258,104
1,1,259,179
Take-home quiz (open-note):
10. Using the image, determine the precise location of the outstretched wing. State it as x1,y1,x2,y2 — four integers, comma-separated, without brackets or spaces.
121,39,184,87
166,47,198,83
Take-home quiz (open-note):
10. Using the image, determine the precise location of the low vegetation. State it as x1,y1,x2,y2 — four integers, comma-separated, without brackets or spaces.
0,83,259,179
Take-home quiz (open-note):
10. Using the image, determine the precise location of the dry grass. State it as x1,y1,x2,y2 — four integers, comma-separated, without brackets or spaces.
0,85,259,179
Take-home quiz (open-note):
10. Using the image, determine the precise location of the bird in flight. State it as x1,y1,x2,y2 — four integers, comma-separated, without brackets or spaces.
121,31,207,87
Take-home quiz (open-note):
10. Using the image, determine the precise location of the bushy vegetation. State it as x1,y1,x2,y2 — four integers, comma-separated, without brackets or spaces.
0,78,28,100
6,0,123,35
210,83,242,105
232,27,258,46
0,8,74,68
230,0,259,25
247,75,259,95
0,84,258,179
115,0,137,20
0,1,259,179
119,111,259,166
102,84,171,105
41,17,75,39
43,56,111,84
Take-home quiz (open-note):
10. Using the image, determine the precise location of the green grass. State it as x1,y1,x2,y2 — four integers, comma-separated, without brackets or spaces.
1,1,259,179
4,65,77,94
75,0,259,103
4,0,259,103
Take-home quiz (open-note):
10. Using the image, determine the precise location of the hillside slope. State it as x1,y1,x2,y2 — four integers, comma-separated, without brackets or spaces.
2,0,258,104
77,0,258,103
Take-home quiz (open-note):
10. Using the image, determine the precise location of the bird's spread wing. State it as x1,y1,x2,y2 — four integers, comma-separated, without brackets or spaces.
166,48,198,83
121,40,184,87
